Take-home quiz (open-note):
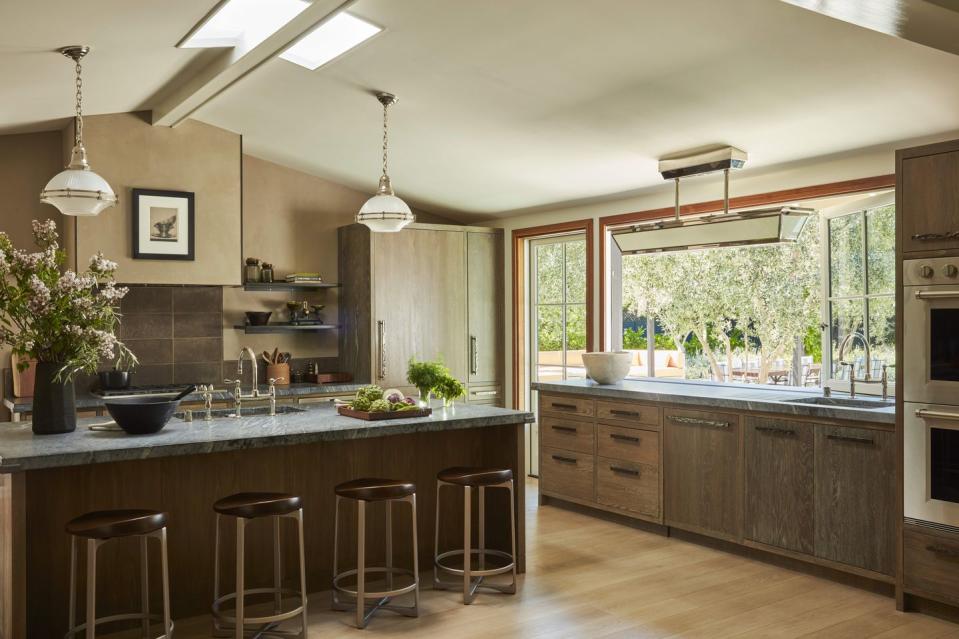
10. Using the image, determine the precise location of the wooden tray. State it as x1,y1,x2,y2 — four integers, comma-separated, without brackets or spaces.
337,405,432,421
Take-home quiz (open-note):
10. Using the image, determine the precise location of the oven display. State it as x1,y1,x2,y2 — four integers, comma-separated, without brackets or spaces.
931,427,959,504
930,309,959,382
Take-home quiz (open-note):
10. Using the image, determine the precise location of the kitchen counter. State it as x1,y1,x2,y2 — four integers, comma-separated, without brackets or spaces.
0,402,533,471
532,378,895,424
2,381,365,419
0,401,532,636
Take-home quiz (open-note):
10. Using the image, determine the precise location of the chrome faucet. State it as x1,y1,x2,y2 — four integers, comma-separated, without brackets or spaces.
224,347,283,416
837,331,879,399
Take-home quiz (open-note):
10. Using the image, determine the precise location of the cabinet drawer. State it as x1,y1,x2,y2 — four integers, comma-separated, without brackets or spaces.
540,446,594,502
467,385,503,405
596,457,659,518
904,525,959,603
540,394,594,418
541,416,594,454
596,400,660,428
596,424,658,466
664,407,739,430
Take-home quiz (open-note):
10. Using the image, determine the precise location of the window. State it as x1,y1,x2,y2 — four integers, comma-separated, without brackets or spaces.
821,192,896,393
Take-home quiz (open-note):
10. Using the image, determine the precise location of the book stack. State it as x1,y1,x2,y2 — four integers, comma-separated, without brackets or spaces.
285,272,323,283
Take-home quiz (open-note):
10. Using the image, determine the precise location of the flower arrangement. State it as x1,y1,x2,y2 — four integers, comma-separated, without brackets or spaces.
0,219,136,380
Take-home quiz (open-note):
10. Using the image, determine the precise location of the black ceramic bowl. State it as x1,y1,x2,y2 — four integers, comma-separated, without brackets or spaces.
245,311,272,326
104,397,181,435
98,370,132,390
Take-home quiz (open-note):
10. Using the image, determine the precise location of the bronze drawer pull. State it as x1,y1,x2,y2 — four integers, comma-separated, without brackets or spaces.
550,402,578,411
826,433,874,445
609,433,640,443
668,415,729,429
926,544,959,559
610,465,640,477
755,425,796,436
610,409,640,417
913,230,959,242
551,454,578,464
551,425,578,433
472,390,499,397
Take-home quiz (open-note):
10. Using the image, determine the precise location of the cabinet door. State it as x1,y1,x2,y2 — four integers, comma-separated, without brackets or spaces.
664,408,742,540
815,425,896,575
466,231,503,384
373,229,467,387
744,417,814,554
901,149,959,254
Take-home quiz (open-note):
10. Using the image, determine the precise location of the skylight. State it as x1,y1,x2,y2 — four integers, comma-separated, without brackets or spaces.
280,12,381,70
180,0,310,50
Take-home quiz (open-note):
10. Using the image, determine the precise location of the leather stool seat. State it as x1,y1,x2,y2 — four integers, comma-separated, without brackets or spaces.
437,467,513,487
335,478,415,501
213,492,301,518
65,509,166,539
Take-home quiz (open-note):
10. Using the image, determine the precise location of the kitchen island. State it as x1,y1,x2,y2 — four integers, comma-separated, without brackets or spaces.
0,402,533,637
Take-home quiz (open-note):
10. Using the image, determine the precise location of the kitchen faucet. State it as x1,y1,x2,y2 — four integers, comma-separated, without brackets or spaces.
836,332,889,399
225,346,282,416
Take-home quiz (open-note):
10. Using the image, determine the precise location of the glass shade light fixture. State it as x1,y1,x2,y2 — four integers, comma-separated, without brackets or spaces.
356,92,414,233
40,46,117,217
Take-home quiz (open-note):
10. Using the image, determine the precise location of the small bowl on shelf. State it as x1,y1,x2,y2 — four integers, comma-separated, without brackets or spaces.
245,311,272,326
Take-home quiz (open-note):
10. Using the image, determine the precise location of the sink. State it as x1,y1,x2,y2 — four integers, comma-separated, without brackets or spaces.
783,396,894,409
176,404,307,419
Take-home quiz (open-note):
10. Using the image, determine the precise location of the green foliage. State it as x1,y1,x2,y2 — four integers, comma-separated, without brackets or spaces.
434,375,465,403
369,399,391,413
356,385,384,402
803,325,822,363
407,358,449,392
351,395,372,411
623,326,646,349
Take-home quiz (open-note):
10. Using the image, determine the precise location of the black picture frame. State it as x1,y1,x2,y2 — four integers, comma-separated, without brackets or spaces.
131,188,195,261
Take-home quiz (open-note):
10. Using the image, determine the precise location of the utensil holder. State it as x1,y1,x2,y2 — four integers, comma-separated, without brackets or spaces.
266,363,290,385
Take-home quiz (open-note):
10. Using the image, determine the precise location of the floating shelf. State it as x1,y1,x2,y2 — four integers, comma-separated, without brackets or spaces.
239,282,341,292
233,323,339,334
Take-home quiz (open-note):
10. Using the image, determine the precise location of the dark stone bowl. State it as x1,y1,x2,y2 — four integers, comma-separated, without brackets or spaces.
104,397,181,435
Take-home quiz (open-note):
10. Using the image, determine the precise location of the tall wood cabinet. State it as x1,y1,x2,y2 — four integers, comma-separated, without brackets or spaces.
898,140,959,255
338,223,503,402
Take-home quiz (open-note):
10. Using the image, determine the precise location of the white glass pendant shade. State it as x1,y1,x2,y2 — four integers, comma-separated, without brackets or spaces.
357,175,414,233
40,150,117,217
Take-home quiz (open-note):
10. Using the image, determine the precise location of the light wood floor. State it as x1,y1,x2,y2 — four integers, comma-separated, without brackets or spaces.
162,479,959,638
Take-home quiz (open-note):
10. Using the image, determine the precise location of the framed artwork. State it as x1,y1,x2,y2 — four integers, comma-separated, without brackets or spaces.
131,188,195,260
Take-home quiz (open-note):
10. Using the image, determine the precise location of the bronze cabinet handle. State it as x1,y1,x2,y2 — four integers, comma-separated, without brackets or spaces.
552,454,578,464
755,425,796,436
377,320,387,380
469,335,478,375
913,231,959,242
826,433,874,445
609,433,640,443
551,425,578,433
610,409,640,417
927,544,959,559
668,415,730,429
550,402,578,411
610,465,640,477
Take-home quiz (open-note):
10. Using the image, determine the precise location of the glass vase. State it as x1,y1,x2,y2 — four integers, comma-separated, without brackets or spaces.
417,388,433,408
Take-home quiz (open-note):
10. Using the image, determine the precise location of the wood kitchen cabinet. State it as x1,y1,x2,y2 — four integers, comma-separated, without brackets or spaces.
338,224,503,396
815,424,896,575
744,416,815,554
664,407,742,540
898,142,959,255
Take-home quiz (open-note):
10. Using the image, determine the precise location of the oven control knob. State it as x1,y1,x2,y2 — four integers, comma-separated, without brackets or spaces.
920,265,935,278
946,264,959,278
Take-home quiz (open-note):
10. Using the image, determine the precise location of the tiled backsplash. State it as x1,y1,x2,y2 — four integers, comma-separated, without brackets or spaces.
119,285,224,386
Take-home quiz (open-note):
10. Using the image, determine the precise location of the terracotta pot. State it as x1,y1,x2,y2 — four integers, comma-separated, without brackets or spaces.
266,363,290,386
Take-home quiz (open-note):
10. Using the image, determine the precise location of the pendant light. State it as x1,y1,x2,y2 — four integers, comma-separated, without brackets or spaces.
356,92,414,233
40,46,117,217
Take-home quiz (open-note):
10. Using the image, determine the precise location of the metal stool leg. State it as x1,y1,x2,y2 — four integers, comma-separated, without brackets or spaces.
433,481,442,589
356,499,366,629
331,496,341,608
410,494,420,615
159,528,172,638
479,486,486,572
86,539,98,639
296,509,309,637
212,514,221,635
235,517,245,639
68,535,78,634
463,485,472,605
140,536,150,638
386,500,393,591
274,515,283,614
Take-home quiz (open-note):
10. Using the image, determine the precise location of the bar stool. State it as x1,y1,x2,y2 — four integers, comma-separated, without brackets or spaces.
65,509,172,638
434,467,517,604
332,478,419,629
212,492,308,638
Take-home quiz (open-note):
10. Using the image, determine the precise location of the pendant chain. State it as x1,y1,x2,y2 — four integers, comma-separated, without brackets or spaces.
381,101,389,177
74,57,84,147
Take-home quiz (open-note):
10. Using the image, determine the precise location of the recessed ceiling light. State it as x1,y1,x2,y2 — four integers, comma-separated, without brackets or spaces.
180,0,309,50
280,12,381,70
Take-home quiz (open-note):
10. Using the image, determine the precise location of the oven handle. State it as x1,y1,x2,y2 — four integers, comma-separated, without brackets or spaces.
915,408,959,422
915,290,959,300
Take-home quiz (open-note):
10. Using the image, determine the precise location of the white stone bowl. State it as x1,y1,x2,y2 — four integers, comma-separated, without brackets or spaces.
581,351,632,385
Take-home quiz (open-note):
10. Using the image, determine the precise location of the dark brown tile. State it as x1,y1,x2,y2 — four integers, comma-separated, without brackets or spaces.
120,286,173,314
124,338,173,365
130,364,174,387
119,313,173,340
173,287,222,314
173,362,222,385
173,338,222,364
173,313,222,338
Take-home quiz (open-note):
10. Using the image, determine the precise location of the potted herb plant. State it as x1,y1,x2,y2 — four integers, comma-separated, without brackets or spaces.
0,220,136,434
406,358,448,407
434,374,465,409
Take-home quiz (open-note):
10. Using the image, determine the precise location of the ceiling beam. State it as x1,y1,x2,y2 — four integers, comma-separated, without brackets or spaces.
151,0,355,127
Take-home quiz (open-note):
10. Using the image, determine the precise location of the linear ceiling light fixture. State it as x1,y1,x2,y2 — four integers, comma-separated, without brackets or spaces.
179,0,309,50
280,12,381,70
612,146,812,254
40,46,117,217
356,92,414,233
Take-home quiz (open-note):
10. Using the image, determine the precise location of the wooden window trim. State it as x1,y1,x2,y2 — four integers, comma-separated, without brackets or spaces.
597,174,896,350
511,219,594,409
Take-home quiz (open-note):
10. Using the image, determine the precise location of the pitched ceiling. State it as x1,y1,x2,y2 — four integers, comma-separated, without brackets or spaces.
4,0,959,221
